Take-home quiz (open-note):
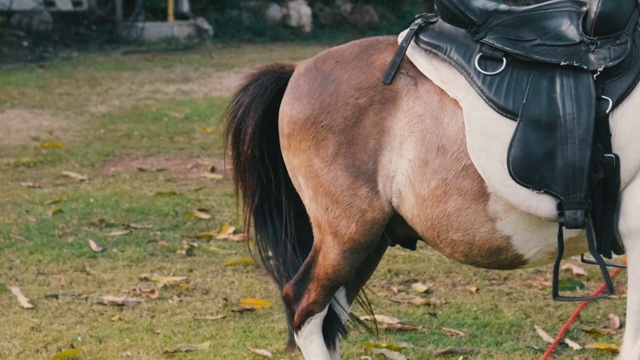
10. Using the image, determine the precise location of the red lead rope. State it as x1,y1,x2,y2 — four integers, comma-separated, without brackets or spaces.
541,265,625,360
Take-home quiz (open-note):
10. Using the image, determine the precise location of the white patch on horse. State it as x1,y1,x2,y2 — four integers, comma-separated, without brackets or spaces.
487,192,585,265
295,305,332,360
331,286,350,322
617,175,640,359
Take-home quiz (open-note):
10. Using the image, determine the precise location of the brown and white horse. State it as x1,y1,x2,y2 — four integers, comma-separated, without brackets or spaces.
224,36,640,359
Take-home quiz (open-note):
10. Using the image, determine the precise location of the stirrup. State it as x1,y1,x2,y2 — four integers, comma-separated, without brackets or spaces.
552,219,615,302
580,253,627,269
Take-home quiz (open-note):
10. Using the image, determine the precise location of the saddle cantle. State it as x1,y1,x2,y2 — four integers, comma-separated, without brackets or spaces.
383,0,640,301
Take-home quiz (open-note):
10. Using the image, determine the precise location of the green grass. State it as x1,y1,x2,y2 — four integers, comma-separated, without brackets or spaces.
0,42,627,359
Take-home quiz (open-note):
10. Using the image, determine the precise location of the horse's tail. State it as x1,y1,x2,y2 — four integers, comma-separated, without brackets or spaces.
224,63,325,350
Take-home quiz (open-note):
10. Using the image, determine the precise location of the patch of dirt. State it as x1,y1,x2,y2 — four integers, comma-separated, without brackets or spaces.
102,155,231,179
0,109,73,146
87,66,250,115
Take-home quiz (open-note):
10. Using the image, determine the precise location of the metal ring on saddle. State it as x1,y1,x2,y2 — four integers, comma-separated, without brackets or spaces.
601,95,613,114
474,53,507,75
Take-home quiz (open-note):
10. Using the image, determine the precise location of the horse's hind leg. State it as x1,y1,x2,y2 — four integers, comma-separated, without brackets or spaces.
282,209,390,360
618,175,640,360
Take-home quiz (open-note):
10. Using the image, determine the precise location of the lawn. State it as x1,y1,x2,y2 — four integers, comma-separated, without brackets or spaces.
0,41,627,360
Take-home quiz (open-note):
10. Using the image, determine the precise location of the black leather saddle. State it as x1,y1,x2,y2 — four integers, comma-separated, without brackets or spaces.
382,0,640,301
435,0,637,69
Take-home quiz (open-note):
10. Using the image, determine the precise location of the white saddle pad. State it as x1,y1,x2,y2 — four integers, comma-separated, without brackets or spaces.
399,30,559,220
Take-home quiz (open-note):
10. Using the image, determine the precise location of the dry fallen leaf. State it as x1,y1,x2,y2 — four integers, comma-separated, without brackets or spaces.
39,142,63,149
239,298,272,309
193,209,212,220
194,315,226,321
411,283,430,294
100,295,144,306
585,343,621,353
172,295,181,304
373,348,407,360
202,173,223,180
50,207,63,216
61,171,89,181
51,348,82,360
107,230,131,237
225,257,254,266
565,338,583,350
561,263,588,276
89,239,104,253
139,274,188,286
249,348,273,358
111,315,124,321
534,325,555,343
609,314,621,330
128,223,153,229
360,315,401,325
136,288,159,299
442,327,467,337
10,286,34,309
163,341,210,353
361,342,410,352
20,181,41,188
467,286,480,294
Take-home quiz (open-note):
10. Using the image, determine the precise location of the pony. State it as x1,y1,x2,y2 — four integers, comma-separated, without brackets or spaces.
224,35,640,359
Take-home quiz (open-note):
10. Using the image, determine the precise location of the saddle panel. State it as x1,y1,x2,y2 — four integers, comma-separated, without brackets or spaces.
585,0,638,36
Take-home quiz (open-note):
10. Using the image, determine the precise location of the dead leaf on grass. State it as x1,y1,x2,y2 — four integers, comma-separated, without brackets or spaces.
467,286,480,294
202,173,223,180
163,341,210,353
225,257,254,266
39,142,63,149
192,209,212,220
433,347,476,357
534,325,555,343
107,230,131,237
45,198,62,205
561,263,587,276
61,171,89,181
361,342,409,352
51,348,82,360
10,287,34,309
373,348,407,360
194,315,225,321
411,283,430,294
360,314,401,325
609,314,621,330
231,307,256,313
139,274,188,286
585,343,620,353
50,207,63,216
111,315,124,321
89,239,104,253
216,224,248,241
581,327,613,337
20,181,41,188
249,348,273,358
442,327,467,337
171,295,181,304
100,295,144,306
136,288,159,299
239,298,271,309
565,338,583,350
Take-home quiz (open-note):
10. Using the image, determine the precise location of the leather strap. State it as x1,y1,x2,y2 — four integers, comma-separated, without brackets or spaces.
382,14,437,85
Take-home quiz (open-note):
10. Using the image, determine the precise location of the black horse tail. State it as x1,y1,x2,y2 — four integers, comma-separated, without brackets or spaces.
224,63,347,351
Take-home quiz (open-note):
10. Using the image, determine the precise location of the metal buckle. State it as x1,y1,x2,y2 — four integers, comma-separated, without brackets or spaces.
474,53,506,76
